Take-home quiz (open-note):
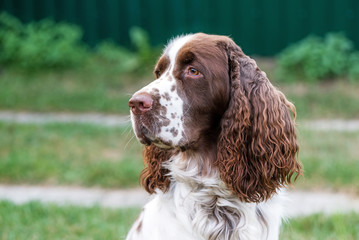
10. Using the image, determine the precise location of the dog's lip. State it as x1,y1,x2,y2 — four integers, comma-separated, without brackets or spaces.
140,134,173,149
153,141,173,149
139,135,152,146
136,125,175,149
137,125,155,146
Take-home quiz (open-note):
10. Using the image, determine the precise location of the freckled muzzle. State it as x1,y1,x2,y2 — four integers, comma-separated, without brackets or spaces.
129,78,186,149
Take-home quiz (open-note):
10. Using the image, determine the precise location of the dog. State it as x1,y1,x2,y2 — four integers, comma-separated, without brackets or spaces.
127,33,301,240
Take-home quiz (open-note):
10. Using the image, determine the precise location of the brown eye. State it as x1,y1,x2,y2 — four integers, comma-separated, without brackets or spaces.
155,70,161,78
189,67,199,76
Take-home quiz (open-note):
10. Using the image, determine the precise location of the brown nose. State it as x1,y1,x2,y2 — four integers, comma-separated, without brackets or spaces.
129,93,153,115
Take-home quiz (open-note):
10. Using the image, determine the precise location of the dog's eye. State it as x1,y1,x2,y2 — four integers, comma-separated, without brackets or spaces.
188,68,200,76
155,70,161,78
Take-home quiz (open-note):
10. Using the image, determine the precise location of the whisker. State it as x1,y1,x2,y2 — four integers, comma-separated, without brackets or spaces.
181,99,194,144
125,127,134,140
120,124,133,137
124,133,136,151
153,120,160,136
119,119,132,124
183,99,193,116
182,130,190,143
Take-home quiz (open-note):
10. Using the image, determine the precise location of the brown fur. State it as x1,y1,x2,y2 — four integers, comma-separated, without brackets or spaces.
216,38,302,203
140,145,173,194
139,34,302,202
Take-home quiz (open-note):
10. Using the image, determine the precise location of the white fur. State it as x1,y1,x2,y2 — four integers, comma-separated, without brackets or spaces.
126,153,285,240
131,35,194,146
166,34,194,66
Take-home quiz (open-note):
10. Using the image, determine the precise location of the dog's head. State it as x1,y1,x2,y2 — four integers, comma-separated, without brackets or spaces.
129,34,230,150
129,33,302,202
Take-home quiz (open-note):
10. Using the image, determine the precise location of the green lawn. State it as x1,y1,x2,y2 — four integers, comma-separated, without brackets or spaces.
1,121,359,192
281,81,359,119
0,122,143,188
1,66,359,119
0,201,358,240
281,213,359,240
0,201,139,240
0,68,147,114
297,129,359,193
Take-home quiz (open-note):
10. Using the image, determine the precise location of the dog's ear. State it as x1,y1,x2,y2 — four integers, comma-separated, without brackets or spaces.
216,38,302,203
140,145,173,194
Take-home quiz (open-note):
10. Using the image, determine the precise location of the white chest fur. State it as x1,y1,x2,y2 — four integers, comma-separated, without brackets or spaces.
126,154,285,240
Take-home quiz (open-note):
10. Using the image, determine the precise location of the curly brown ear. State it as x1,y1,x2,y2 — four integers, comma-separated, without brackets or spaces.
216,39,302,203
140,145,173,194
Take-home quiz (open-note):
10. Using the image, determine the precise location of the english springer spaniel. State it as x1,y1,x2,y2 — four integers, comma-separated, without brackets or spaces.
127,33,302,240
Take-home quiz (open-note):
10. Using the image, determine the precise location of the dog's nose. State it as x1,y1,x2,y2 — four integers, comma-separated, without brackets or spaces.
129,93,153,115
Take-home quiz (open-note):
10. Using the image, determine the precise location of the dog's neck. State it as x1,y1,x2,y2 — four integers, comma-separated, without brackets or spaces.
165,151,219,185
161,152,262,240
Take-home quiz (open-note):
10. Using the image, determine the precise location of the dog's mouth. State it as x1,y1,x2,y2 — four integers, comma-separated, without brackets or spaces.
135,124,173,149
136,125,153,146
131,112,188,150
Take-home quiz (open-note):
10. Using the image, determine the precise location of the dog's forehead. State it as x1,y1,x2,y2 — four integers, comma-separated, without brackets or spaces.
159,33,228,69
162,34,196,65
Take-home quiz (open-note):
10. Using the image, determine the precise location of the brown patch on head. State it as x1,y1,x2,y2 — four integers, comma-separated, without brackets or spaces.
169,33,231,149
154,55,170,78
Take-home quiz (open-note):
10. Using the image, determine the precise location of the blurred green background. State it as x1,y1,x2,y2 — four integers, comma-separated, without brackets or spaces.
0,0,359,239
2,0,359,56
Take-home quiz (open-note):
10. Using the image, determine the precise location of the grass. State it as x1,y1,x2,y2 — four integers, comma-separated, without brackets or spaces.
1,62,359,119
0,67,149,114
281,81,359,119
297,129,359,193
0,200,358,240
0,122,143,188
1,121,359,193
281,212,359,240
0,201,139,240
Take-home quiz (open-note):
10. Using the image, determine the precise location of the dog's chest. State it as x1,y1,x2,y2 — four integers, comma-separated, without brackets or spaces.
127,183,264,240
